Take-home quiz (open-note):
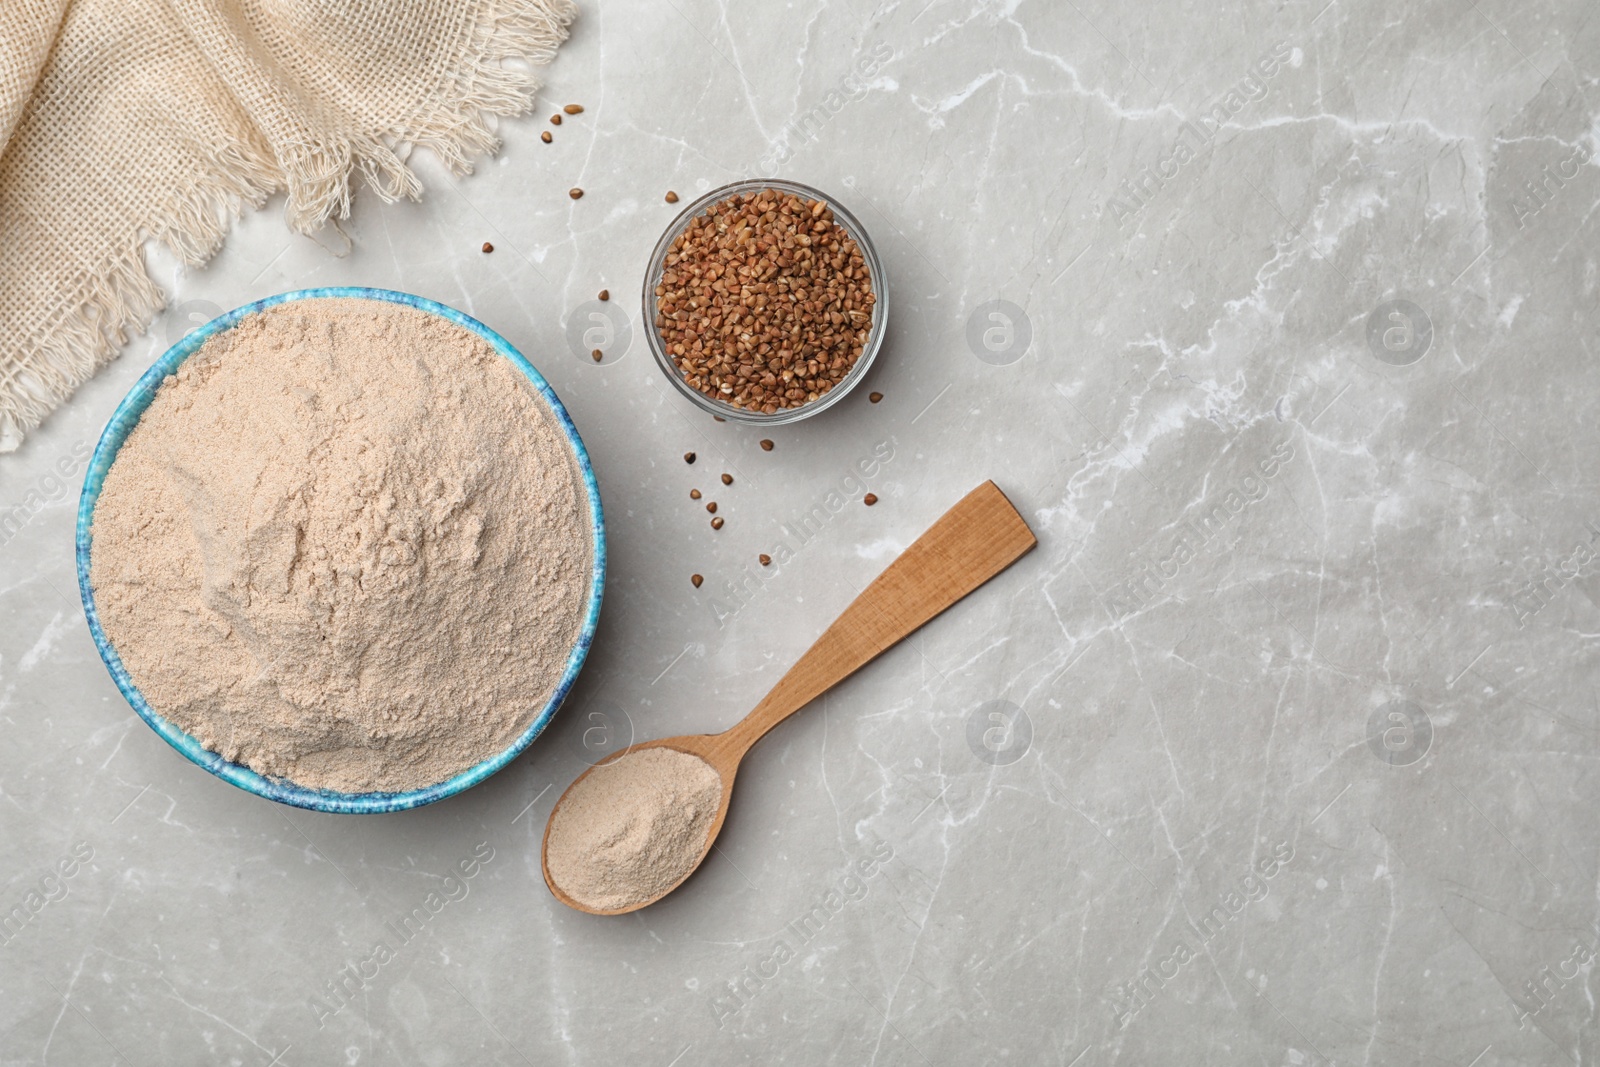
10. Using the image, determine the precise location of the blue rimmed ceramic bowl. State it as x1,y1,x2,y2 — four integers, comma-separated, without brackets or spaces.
75,288,606,814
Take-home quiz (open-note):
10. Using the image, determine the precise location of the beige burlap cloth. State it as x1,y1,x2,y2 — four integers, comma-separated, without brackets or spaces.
0,0,575,451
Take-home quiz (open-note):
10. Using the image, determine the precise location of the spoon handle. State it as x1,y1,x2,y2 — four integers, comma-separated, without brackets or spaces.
721,480,1036,755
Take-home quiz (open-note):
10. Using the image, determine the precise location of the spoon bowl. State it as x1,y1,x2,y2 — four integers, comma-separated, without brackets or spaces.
541,734,736,916
542,480,1037,914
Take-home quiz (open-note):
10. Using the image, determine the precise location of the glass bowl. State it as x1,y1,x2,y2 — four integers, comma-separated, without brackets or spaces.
75,288,606,814
641,179,888,425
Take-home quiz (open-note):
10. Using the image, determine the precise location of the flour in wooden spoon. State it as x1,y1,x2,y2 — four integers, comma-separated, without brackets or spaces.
545,748,722,911
89,298,591,794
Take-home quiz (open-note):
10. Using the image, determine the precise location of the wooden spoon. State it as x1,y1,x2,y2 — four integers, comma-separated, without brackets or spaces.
541,480,1037,915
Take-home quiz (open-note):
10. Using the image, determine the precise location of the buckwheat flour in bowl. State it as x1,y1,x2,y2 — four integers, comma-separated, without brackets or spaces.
81,291,603,810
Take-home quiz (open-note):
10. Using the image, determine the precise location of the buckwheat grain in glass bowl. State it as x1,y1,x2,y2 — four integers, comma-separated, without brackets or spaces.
643,179,887,425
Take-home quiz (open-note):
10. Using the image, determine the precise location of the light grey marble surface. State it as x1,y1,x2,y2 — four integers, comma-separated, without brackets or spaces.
4,0,1600,1063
